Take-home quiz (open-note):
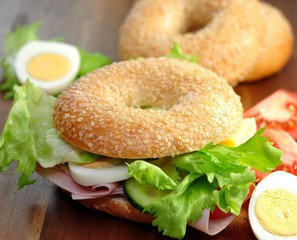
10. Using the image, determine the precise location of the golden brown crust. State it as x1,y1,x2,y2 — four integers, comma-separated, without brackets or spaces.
53,58,243,159
244,2,294,82
118,0,263,86
80,196,153,223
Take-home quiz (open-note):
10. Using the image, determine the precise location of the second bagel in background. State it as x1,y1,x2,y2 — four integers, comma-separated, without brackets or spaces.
119,0,263,86
119,0,294,85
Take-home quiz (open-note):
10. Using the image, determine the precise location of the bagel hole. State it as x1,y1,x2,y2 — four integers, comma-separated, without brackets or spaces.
181,10,214,34
181,23,206,34
139,106,164,111
182,1,218,34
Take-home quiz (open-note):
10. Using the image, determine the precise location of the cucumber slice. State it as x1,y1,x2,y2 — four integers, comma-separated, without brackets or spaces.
123,177,171,211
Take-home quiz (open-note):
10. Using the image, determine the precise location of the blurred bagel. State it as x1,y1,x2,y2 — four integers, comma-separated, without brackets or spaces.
119,0,263,86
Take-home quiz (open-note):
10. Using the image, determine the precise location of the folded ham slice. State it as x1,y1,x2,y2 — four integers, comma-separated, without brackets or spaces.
36,164,123,200
190,209,235,235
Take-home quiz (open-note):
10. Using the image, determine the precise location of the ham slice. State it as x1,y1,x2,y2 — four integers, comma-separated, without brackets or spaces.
190,209,235,235
37,164,234,235
36,164,123,200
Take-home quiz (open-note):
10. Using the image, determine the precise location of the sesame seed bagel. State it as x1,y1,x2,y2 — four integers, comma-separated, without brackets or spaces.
53,58,243,159
244,2,294,82
118,0,263,86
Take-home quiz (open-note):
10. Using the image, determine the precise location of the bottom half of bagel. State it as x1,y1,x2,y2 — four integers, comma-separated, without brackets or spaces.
80,195,154,223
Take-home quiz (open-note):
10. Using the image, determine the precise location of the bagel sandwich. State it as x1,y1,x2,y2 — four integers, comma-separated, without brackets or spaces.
0,58,282,239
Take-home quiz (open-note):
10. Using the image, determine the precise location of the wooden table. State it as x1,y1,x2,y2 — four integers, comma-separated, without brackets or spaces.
0,0,296,239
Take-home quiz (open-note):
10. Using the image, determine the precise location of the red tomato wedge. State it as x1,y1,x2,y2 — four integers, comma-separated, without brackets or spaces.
244,89,297,140
209,207,232,220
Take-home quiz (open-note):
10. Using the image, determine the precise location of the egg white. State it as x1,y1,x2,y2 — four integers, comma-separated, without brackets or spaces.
248,171,297,240
15,40,80,95
68,162,130,186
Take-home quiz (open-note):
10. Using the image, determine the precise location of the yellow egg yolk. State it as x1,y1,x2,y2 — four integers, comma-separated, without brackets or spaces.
27,53,71,81
255,188,297,236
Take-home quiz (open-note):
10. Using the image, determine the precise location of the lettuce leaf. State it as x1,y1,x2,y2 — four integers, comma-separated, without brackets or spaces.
0,22,41,99
212,171,254,214
166,42,199,63
128,160,177,190
127,130,282,239
77,47,111,78
150,157,181,184
0,22,111,99
145,173,216,239
0,82,97,189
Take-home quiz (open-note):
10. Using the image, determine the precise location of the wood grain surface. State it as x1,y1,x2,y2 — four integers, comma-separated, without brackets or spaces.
0,0,296,239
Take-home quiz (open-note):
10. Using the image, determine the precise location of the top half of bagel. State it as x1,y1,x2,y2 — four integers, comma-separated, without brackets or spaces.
54,58,243,159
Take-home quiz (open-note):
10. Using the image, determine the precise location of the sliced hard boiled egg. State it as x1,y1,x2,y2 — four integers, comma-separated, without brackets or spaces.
220,117,257,147
68,157,130,186
15,40,80,95
248,171,297,240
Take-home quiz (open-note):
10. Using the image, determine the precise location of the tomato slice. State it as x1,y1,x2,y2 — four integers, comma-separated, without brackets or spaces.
209,207,232,220
244,89,297,140
253,128,297,180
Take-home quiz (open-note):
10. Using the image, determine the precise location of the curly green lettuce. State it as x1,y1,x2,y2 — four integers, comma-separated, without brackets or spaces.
127,130,282,239
166,42,199,63
0,22,41,99
0,82,98,188
77,47,111,78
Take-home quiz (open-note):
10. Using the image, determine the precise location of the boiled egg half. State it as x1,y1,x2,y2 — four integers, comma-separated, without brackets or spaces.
248,171,297,240
68,157,130,186
15,40,80,95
